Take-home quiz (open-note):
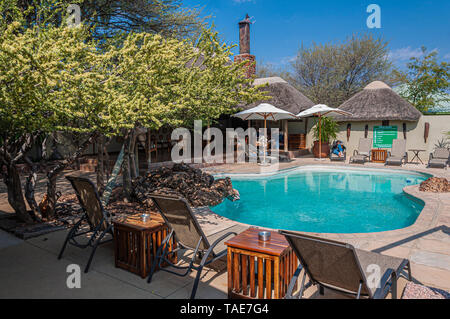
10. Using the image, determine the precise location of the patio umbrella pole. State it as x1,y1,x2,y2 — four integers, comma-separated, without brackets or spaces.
263,115,267,164
319,114,322,160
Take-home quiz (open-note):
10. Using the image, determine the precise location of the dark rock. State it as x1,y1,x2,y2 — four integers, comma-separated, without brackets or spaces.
132,163,239,207
419,177,450,193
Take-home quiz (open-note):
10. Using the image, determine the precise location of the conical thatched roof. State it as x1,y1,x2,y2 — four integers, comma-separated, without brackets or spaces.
243,77,315,114
335,81,422,122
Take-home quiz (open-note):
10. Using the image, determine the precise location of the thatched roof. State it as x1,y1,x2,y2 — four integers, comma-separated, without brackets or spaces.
243,77,315,114
335,81,422,122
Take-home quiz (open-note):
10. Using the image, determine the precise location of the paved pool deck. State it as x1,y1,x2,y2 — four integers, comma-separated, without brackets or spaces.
203,158,450,292
0,158,449,298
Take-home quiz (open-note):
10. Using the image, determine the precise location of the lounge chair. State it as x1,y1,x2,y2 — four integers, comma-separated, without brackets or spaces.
330,141,346,162
58,176,113,273
428,148,449,169
147,194,247,299
350,138,372,164
385,139,408,166
279,230,412,299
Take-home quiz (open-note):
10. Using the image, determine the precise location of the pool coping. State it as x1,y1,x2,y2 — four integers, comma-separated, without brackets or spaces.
202,163,448,242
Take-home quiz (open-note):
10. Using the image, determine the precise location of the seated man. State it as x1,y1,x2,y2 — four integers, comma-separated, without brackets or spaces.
332,140,345,157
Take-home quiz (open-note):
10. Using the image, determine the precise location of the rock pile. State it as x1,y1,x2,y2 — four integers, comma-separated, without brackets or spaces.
132,163,240,207
419,177,450,193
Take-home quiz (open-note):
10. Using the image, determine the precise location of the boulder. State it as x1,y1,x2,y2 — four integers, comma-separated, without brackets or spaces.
132,163,239,207
419,177,450,193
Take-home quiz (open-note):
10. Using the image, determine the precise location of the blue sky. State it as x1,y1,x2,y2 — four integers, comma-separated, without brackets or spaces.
184,0,450,69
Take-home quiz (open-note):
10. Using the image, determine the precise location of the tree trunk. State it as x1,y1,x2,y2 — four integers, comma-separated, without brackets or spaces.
100,144,124,206
24,159,43,222
96,135,105,195
45,133,97,220
122,131,133,201
5,164,33,223
129,130,138,179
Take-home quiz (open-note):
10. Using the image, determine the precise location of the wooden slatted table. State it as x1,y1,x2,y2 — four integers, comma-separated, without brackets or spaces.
225,227,298,299
113,214,177,278
371,149,387,163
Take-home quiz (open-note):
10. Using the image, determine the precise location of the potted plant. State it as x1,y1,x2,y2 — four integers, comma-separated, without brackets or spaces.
312,117,339,158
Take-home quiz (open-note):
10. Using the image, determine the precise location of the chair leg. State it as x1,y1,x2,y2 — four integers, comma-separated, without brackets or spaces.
58,225,78,260
147,241,165,283
58,232,71,260
84,228,109,273
190,264,204,299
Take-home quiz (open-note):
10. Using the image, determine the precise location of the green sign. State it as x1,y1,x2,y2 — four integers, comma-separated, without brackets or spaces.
373,126,398,148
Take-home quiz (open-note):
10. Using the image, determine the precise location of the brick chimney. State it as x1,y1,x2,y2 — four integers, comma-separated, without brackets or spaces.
234,14,256,78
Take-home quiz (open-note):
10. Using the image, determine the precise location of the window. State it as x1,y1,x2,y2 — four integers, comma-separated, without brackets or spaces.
382,120,390,126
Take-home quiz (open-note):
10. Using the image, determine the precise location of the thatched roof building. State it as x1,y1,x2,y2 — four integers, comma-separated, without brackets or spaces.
244,77,315,114
335,81,422,122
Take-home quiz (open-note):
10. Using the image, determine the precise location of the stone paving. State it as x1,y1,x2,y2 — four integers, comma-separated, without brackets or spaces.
203,158,450,292
0,157,449,298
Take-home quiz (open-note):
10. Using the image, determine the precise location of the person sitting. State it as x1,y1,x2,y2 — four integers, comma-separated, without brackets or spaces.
332,140,345,157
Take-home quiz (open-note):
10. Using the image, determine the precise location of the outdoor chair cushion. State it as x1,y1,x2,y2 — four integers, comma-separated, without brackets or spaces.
386,156,404,166
354,248,410,298
428,158,448,167
330,153,345,161
351,154,367,163
433,148,450,159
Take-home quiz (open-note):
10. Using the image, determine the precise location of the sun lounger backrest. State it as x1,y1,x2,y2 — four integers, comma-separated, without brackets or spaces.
280,230,371,297
433,148,450,159
391,139,406,157
150,194,210,251
358,138,372,156
66,176,109,231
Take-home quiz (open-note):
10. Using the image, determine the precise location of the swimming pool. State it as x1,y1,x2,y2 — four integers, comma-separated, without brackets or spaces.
210,166,429,234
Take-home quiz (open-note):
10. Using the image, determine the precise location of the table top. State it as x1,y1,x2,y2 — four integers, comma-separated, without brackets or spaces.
113,213,165,231
408,149,426,152
371,149,387,152
225,227,290,256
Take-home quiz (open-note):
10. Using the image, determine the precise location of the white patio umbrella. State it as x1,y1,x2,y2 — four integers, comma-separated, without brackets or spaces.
233,103,298,164
297,104,352,160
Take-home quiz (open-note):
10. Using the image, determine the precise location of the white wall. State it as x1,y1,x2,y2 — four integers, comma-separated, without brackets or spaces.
304,115,449,160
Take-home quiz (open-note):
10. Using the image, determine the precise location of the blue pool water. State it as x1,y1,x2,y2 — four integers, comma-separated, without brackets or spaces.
210,167,429,233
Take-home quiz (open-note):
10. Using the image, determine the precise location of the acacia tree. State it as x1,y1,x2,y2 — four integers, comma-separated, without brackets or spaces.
395,47,450,113
102,28,267,201
291,34,395,107
0,14,117,221
0,1,266,221
10,0,205,40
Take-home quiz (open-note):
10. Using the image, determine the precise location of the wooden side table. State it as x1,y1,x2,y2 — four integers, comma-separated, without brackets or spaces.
371,149,387,163
225,228,298,299
113,214,177,278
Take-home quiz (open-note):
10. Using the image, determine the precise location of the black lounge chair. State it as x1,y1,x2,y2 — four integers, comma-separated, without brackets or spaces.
58,176,113,273
428,148,449,169
330,141,346,162
280,230,412,299
147,193,246,299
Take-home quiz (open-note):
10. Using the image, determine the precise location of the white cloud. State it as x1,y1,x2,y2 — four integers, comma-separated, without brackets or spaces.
388,47,424,62
388,47,441,63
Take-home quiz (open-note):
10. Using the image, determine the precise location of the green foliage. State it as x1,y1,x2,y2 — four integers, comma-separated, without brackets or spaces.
3,0,205,40
0,0,266,143
313,117,339,143
291,34,394,107
394,47,450,113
